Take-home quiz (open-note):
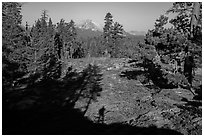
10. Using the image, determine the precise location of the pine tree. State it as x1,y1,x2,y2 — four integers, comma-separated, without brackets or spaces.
2,2,28,88
103,12,113,56
55,19,78,76
29,19,44,73
166,2,202,66
29,11,56,76
167,2,202,40
103,12,125,57
66,20,77,59
54,32,63,60
42,17,61,79
47,18,55,53
41,10,48,33
112,22,124,57
154,15,168,34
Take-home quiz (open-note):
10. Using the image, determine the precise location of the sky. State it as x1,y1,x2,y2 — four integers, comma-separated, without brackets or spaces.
21,2,175,32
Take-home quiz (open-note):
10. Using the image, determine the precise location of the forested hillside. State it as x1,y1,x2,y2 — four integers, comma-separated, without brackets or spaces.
2,2,202,135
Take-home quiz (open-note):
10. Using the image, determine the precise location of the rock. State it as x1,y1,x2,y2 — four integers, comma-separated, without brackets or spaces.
192,117,202,126
159,88,194,101
107,67,113,70
140,95,153,102
195,68,202,75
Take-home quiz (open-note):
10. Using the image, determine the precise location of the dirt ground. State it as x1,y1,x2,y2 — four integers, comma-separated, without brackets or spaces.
69,57,202,135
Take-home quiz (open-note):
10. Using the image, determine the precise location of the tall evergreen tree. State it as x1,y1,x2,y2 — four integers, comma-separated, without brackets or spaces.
54,32,63,60
166,2,202,66
66,20,77,59
167,2,202,40
154,15,169,34
55,19,78,76
103,12,113,56
103,13,125,57
112,22,124,57
29,19,44,73
29,11,56,76
2,2,27,87
41,10,48,32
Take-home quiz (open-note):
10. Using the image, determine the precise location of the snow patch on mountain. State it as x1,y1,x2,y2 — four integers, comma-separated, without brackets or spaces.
76,19,103,31
128,31,146,36
76,19,146,37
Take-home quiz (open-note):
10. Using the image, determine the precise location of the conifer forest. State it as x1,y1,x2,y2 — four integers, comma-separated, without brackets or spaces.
2,2,202,135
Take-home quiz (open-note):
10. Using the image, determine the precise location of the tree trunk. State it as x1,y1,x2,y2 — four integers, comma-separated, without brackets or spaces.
190,2,201,39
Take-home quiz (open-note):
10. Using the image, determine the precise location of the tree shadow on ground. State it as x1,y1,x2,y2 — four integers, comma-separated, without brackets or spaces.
3,63,183,135
193,85,202,101
3,64,102,134
120,59,176,91
181,85,202,108
181,98,202,108
3,103,183,135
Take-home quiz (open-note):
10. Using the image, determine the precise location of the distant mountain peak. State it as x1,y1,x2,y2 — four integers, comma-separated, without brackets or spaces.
76,19,146,38
76,19,102,31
